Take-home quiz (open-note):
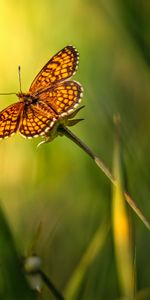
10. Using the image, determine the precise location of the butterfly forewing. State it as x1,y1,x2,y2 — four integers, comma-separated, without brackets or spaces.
38,80,83,116
0,102,23,139
29,46,79,94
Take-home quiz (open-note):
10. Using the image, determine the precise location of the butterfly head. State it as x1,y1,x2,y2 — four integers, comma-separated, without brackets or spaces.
17,92,36,105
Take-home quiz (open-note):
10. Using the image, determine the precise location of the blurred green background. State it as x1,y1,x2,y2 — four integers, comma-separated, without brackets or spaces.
0,0,150,299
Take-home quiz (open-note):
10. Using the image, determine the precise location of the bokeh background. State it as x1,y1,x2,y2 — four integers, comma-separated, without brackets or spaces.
0,1,150,299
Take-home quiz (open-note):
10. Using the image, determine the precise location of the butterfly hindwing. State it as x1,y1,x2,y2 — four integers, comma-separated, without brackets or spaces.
19,104,57,138
37,80,83,116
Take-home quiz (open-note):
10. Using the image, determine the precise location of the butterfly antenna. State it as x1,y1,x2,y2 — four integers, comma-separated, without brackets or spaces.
0,92,16,95
18,65,22,93
0,66,22,96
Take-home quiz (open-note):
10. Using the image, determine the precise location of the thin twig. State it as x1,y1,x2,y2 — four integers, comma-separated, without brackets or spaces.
58,125,115,184
24,255,65,300
58,125,150,231
39,270,65,300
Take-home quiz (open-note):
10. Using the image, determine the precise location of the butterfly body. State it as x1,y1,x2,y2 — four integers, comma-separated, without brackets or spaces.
0,46,83,140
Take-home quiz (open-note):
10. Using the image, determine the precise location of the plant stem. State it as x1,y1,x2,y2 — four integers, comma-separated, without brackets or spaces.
39,270,65,300
59,125,115,184
58,125,150,231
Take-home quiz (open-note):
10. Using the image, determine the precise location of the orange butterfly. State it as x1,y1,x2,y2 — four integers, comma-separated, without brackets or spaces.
0,46,83,139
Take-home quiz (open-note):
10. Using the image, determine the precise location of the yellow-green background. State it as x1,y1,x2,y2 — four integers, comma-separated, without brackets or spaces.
0,1,150,299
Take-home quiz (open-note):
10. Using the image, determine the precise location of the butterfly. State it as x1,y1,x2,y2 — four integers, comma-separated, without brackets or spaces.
0,45,83,140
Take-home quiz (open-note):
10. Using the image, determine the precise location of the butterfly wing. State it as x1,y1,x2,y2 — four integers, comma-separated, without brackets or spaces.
0,102,23,139
37,80,83,117
29,46,79,94
20,80,83,138
19,104,57,138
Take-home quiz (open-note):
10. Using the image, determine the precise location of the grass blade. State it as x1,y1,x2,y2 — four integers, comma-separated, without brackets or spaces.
64,219,110,300
112,116,135,299
0,204,36,300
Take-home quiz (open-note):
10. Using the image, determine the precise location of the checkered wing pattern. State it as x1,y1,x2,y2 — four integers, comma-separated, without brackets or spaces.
38,80,83,116
29,46,79,94
0,102,23,139
19,104,57,138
